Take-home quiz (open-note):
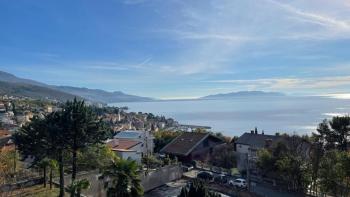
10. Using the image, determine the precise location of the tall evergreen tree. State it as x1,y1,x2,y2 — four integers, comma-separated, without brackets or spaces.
316,116,350,151
61,98,109,182
14,112,67,197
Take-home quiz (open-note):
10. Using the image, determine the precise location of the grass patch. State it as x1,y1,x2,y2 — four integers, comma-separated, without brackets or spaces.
1,184,66,197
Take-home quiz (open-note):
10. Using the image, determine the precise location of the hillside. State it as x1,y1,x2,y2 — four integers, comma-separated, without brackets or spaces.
54,86,154,103
0,71,48,87
0,71,153,103
0,81,77,101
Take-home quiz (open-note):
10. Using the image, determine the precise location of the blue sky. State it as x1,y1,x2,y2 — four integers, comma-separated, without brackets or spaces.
1,0,350,99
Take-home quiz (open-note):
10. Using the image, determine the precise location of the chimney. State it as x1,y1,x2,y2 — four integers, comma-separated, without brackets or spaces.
255,127,258,134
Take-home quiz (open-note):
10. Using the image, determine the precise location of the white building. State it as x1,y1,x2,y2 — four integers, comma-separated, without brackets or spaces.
114,130,154,155
0,103,5,113
234,131,282,171
106,139,142,163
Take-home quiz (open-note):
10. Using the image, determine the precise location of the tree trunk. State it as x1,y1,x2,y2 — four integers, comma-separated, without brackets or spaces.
59,151,65,197
71,149,77,197
50,168,53,189
43,166,47,188
72,150,77,181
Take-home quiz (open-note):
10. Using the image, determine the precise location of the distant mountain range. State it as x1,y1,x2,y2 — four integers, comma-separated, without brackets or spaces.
0,71,153,103
200,91,285,100
0,71,285,103
55,86,153,103
0,80,78,102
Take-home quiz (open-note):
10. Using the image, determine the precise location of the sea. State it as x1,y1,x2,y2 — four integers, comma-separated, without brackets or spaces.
110,96,350,137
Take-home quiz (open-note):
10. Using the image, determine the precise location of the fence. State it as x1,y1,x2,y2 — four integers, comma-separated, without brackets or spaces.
140,163,183,192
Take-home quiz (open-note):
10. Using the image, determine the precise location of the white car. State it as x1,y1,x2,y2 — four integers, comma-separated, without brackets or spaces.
229,178,247,188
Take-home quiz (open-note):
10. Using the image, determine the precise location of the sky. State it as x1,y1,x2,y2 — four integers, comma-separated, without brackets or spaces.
1,0,350,99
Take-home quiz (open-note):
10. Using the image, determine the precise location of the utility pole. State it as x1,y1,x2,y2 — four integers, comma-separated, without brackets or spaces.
145,134,149,173
246,152,250,192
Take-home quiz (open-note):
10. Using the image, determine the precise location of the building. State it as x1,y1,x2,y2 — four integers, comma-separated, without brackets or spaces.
0,102,6,113
160,132,225,162
235,131,282,158
46,105,53,113
234,131,283,171
114,130,154,155
0,129,14,151
106,139,142,163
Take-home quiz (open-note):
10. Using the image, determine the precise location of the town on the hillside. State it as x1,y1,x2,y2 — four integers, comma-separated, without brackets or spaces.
1,96,350,197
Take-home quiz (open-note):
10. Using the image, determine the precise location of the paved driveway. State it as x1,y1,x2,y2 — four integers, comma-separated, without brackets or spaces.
251,182,301,197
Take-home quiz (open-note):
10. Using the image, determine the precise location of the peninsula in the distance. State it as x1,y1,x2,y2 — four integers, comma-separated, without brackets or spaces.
199,91,285,100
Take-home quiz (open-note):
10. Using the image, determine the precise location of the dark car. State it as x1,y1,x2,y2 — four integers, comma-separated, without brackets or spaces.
214,174,228,184
197,171,214,181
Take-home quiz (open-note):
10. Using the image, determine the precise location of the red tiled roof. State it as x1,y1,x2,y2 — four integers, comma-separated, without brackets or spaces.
160,132,223,156
106,139,141,151
0,130,11,138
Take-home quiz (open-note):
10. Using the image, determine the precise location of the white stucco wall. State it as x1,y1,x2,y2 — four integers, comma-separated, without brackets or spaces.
114,130,154,155
117,151,142,163
236,143,250,154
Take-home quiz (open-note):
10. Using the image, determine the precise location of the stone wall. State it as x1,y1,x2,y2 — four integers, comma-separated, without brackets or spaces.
60,164,183,196
140,164,183,192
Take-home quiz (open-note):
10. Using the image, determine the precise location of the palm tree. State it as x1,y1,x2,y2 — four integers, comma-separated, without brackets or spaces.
48,159,58,189
38,158,51,188
101,158,143,197
67,179,90,197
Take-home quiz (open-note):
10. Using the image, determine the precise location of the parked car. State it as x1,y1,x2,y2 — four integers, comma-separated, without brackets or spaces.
229,178,247,188
197,171,214,181
182,163,194,172
214,174,228,184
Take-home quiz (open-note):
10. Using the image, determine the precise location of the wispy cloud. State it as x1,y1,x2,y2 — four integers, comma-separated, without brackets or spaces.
121,0,147,5
85,57,152,71
207,75,350,92
151,0,350,76
266,0,350,40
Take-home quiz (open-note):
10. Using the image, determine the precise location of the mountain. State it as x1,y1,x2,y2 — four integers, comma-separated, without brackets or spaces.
0,71,153,103
0,71,48,87
54,86,153,103
0,81,78,101
200,91,285,100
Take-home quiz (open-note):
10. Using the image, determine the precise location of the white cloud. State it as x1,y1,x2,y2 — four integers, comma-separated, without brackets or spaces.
267,0,350,40
151,0,350,75
207,75,350,92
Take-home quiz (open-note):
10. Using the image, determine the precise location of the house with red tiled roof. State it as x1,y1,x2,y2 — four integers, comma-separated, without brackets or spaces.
160,132,225,162
106,139,143,163
0,129,14,151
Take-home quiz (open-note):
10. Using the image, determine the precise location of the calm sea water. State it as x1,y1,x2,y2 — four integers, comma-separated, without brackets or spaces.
110,96,350,136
